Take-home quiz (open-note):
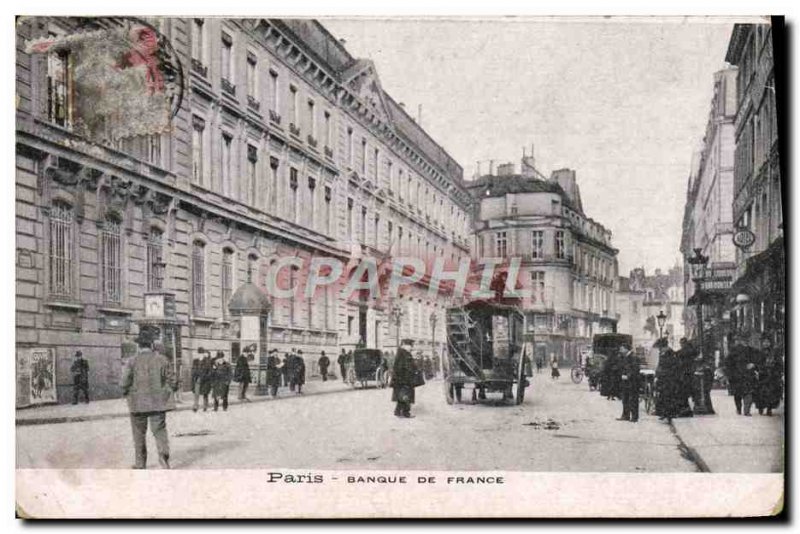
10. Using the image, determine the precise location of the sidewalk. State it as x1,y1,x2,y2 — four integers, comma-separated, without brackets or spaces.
670,389,784,473
16,379,356,427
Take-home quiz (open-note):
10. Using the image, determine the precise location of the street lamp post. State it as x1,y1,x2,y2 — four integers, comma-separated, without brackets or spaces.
656,310,667,341
390,304,404,350
687,247,711,414
429,310,438,362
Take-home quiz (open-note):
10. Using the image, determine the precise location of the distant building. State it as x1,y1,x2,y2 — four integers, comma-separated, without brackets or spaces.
616,267,685,349
465,155,618,366
725,23,784,350
679,67,738,357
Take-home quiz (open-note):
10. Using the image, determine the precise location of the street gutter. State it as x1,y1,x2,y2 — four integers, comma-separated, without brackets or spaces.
16,384,364,427
669,421,711,473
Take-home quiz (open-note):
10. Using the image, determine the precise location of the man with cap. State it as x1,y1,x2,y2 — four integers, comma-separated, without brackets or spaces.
234,346,253,402
70,350,90,404
291,350,306,394
318,350,330,382
338,348,348,382
122,325,177,469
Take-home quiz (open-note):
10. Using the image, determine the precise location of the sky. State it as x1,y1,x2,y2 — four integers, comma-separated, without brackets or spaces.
321,17,736,275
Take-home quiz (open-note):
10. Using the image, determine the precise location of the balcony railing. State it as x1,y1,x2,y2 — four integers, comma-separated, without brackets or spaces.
269,109,282,125
289,123,301,137
191,58,208,78
221,78,236,96
247,95,260,112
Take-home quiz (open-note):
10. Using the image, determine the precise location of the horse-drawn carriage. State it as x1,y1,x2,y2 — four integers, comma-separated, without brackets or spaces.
442,300,531,405
346,348,390,389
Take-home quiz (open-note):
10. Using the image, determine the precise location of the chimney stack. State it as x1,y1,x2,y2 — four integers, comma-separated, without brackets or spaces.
489,160,495,175
521,141,536,178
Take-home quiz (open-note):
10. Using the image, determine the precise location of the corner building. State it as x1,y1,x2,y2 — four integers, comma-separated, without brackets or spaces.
464,160,618,366
15,17,471,405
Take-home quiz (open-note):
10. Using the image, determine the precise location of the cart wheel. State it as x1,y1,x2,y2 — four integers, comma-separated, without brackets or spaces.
645,385,656,415
346,367,356,387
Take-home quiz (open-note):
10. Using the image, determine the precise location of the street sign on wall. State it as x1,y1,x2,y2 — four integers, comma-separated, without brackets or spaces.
732,227,756,250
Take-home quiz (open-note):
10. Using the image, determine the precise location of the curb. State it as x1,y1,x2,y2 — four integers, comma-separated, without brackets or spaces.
669,421,712,473
16,383,362,427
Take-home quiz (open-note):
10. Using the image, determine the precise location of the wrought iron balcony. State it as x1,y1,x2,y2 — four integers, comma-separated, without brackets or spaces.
191,58,208,78
289,123,301,137
307,135,318,148
247,95,260,112
324,145,333,158
221,77,236,96
269,109,282,125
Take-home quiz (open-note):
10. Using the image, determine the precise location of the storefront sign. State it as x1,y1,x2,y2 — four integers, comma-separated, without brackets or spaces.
733,228,756,250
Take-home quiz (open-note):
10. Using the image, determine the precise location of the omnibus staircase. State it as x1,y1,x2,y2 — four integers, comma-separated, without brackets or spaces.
446,308,482,378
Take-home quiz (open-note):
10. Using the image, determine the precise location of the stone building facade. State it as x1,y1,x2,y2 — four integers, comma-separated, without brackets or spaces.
725,23,784,351
464,158,618,366
15,17,471,405
616,267,685,350
679,67,738,354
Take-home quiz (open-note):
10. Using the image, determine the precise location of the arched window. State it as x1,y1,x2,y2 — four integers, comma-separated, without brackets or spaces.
221,247,234,315
146,227,164,291
48,201,74,298
191,240,206,314
100,214,122,304
246,253,258,284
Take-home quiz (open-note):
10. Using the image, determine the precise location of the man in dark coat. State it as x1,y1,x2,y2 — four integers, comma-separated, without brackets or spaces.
122,326,176,469
212,352,232,411
655,341,680,421
283,352,293,390
725,336,753,415
617,348,641,422
196,351,214,412
338,349,347,382
674,338,696,417
70,351,90,404
291,351,306,394
392,340,420,418
234,349,253,402
601,352,621,400
266,349,282,397
318,351,330,382
755,336,783,416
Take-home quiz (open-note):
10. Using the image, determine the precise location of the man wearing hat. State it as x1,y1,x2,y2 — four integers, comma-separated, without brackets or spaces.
122,325,177,469
70,350,90,404
266,349,281,397
391,339,421,418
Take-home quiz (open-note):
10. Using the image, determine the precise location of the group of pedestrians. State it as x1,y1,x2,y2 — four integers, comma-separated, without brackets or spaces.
191,350,234,412
724,333,784,417
653,338,705,421
265,348,307,396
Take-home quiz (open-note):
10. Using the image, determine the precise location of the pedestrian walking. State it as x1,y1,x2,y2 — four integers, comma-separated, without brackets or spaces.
195,350,214,412
212,352,232,411
283,352,292,390
550,355,560,380
617,347,641,423
755,336,783,416
121,326,176,469
70,351,90,404
291,350,306,394
725,335,753,416
338,348,347,382
654,339,680,421
266,349,281,397
675,338,696,417
535,356,543,374
392,339,421,418
234,349,252,402
318,351,330,382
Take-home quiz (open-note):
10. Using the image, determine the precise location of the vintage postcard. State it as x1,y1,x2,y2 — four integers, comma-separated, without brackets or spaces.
14,14,785,518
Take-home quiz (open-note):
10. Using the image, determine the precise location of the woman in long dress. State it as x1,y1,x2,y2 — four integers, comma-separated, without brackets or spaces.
550,355,560,380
